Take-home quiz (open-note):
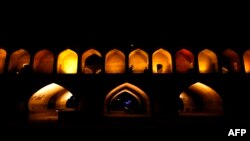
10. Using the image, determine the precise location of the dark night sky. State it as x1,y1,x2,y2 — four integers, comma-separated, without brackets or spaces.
1,5,250,49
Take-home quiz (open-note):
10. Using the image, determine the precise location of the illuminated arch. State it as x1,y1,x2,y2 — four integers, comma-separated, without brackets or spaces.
198,49,218,73
152,48,172,73
129,49,149,73
57,49,78,74
0,49,7,74
105,49,125,73
104,82,150,116
28,83,76,120
179,82,223,116
222,49,241,73
82,49,102,74
176,49,194,73
243,50,250,73
33,49,54,73
8,49,30,73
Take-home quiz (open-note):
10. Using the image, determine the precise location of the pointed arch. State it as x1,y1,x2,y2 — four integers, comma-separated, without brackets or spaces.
198,49,218,73
179,82,223,116
105,49,125,73
152,48,172,73
0,49,7,74
29,83,74,111
8,49,30,73
243,50,250,73
104,82,150,116
82,49,102,74
57,49,78,74
222,49,241,73
28,83,76,121
129,49,149,73
33,49,54,73
176,49,194,73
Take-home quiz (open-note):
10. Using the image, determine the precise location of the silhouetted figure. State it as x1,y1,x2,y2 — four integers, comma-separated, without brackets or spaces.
66,96,77,108
110,92,141,114
144,67,149,74
210,63,216,73
178,98,184,112
188,68,195,73
9,67,19,75
157,64,163,73
129,65,134,73
19,64,32,74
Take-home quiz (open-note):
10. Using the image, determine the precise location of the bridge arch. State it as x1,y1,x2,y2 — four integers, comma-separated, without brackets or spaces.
179,82,223,116
104,82,150,117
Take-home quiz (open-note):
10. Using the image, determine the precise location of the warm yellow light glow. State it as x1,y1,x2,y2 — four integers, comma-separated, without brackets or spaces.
33,49,54,73
179,92,195,112
28,83,73,112
105,49,125,73
104,82,150,115
82,49,102,73
84,68,93,74
56,91,73,110
187,82,223,114
222,67,228,73
96,69,101,74
243,50,250,73
57,49,78,74
198,49,218,73
176,49,194,73
222,49,240,73
0,49,7,74
8,49,30,73
129,49,149,73
152,48,172,73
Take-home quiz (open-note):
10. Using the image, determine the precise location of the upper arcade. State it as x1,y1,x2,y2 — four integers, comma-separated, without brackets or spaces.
0,47,250,74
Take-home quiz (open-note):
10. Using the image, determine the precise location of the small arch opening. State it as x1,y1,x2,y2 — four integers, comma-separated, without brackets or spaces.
105,49,125,73
176,49,194,73
243,50,250,73
152,48,172,73
129,49,149,73
33,49,54,73
57,49,78,74
82,49,102,74
8,49,31,74
222,49,241,73
0,49,7,74
198,49,218,73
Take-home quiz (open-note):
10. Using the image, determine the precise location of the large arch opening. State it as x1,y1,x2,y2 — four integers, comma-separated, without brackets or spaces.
243,50,250,73
129,49,149,73
8,49,31,74
33,49,54,73
28,83,77,121
82,49,102,74
198,49,218,73
176,49,194,73
179,82,223,116
222,49,241,73
0,49,7,74
57,49,78,74
104,82,150,117
152,48,172,73
105,49,125,73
